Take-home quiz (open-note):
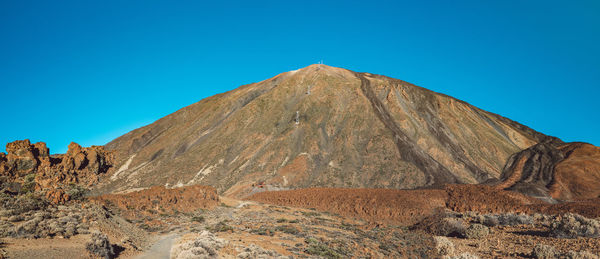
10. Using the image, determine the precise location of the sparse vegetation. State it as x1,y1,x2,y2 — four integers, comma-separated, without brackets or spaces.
191,215,205,223
531,244,599,259
564,250,599,259
207,221,233,233
434,236,455,256
463,223,489,239
20,174,37,194
170,231,226,259
66,184,88,201
419,215,467,237
305,241,343,259
236,244,285,258
480,213,534,227
551,213,600,238
532,244,557,259
448,253,480,259
250,226,274,236
274,225,299,235
301,211,320,217
86,231,114,259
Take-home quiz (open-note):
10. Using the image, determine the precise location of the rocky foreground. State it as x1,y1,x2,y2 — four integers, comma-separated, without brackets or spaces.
1,174,600,258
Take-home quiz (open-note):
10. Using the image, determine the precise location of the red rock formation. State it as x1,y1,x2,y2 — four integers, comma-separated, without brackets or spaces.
0,139,114,203
92,185,219,219
1,139,48,177
45,189,71,204
247,187,448,225
247,185,600,225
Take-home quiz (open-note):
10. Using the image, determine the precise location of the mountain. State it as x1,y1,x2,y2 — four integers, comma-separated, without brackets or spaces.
100,64,558,197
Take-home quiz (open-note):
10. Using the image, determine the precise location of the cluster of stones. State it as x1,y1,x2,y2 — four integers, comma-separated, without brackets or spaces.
0,139,113,203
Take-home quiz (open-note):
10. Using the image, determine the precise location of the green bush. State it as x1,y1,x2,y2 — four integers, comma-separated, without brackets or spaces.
274,225,298,235
301,211,320,217
250,226,274,236
207,221,233,232
66,184,89,201
191,216,205,223
20,174,37,194
305,242,343,259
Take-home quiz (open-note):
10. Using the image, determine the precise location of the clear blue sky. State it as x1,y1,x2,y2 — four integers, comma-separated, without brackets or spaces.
1,0,598,154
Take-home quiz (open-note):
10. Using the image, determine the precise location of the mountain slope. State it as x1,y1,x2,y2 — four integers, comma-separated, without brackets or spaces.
499,141,600,201
101,64,556,197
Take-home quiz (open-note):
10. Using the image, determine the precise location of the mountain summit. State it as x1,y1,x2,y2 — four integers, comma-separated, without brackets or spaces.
102,64,556,197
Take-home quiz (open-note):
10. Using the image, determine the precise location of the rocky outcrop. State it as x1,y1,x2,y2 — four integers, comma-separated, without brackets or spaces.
1,140,50,177
0,139,114,203
35,142,113,190
92,185,219,219
101,64,555,197
498,141,600,201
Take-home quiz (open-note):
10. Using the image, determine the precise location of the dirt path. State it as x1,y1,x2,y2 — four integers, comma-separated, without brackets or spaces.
134,234,178,259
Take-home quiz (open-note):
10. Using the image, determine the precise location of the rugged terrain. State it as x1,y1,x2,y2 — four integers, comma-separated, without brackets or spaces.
1,64,600,258
0,139,113,204
101,64,558,198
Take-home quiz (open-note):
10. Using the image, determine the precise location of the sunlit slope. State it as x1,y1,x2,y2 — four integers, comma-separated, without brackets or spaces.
103,64,555,197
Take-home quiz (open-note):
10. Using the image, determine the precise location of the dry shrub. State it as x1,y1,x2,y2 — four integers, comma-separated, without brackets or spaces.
170,231,226,259
531,244,557,259
448,253,480,259
86,231,114,259
481,213,533,227
551,213,600,238
463,224,489,239
531,244,599,259
564,250,599,259
237,244,287,259
413,211,466,237
433,236,454,256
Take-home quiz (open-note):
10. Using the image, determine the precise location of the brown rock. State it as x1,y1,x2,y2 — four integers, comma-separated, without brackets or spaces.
3,139,39,176
45,189,70,204
92,185,219,219
32,142,49,157
67,142,83,156
0,139,114,203
6,139,34,157
73,152,88,170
